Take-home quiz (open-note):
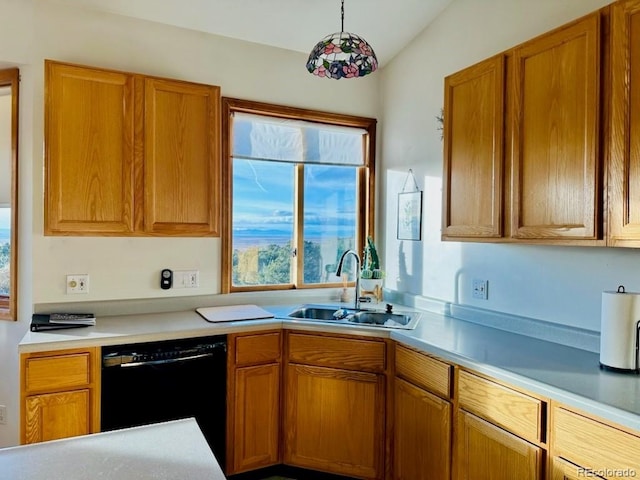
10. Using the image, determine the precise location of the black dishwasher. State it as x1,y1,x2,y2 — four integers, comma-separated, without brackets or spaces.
101,335,227,469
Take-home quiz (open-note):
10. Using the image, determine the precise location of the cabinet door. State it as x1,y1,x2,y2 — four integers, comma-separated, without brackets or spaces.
609,0,640,246
284,363,385,479
551,457,605,480
45,61,136,234
454,410,542,480
24,390,91,443
394,378,451,480
510,14,600,240
442,55,505,239
231,363,280,473
144,77,220,235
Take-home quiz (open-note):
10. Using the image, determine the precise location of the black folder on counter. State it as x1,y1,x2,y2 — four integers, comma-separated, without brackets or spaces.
30,314,94,332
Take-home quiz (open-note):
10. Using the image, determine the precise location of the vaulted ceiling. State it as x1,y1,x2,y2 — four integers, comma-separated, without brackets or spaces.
43,0,453,67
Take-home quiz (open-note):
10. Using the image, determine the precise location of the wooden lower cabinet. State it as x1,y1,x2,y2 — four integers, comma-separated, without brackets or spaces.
231,363,280,473
24,390,91,443
284,331,388,479
454,410,543,480
284,363,385,479
394,377,451,480
551,403,640,479
551,457,605,480
227,331,282,475
20,347,100,444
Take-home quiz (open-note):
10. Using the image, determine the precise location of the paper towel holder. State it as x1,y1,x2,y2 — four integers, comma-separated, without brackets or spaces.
616,284,640,372
599,284,640,374
636,320,640,372
618,285,640,372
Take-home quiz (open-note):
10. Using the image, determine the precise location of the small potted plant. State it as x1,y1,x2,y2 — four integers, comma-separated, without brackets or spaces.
360,236,384,301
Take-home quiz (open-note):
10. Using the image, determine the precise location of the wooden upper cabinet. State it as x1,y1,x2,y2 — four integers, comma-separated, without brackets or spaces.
44,60,221,236
608,0,640,246
45,61,136,234
510,13,601,240
442,55,505,239
144,78,220,235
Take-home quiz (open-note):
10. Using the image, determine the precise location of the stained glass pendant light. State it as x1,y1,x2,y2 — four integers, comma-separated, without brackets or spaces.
306,0,378,79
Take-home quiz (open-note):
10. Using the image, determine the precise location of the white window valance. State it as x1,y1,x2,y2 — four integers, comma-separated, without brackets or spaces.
232,112,365,166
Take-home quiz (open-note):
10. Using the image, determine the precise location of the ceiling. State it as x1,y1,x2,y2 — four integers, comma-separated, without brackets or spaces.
44,0,453,67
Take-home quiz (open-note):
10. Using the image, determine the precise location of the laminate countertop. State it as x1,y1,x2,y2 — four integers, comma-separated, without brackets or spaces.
0,418,225,480
18,302,640,432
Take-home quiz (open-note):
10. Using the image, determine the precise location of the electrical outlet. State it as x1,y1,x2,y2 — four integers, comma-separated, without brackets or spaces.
472,279,488,300
173,270,199,289
66,274,89,294
0,405,6,425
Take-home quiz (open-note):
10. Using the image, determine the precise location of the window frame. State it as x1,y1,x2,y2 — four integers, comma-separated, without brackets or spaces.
221,98,376,293
0,68,19,320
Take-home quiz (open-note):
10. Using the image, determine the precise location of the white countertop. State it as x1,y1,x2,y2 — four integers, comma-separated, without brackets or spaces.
0,418,225,480
391,310,640,432
18,304,389,353
18,302,640,433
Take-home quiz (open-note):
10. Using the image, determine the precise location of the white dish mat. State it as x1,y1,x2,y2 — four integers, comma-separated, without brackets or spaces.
196,304,275,323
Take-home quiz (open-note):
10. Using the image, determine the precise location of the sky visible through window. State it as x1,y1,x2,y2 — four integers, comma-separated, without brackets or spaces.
232,161,356,248
0,207,9,241
233,159,293,245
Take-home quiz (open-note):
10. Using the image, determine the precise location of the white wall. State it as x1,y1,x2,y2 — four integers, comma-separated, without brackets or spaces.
0,0,380,447
379,0,619,332
30,1,380,304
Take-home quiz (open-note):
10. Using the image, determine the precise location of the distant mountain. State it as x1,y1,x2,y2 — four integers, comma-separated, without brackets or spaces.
0,229,10,242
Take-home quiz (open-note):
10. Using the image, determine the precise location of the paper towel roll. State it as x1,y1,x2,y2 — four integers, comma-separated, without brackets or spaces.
600,288,640,371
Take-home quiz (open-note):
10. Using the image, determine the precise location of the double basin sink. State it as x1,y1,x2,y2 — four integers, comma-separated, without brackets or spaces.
286,304,421,330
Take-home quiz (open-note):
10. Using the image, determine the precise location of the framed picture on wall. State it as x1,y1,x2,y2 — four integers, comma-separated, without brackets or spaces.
397,191,422,241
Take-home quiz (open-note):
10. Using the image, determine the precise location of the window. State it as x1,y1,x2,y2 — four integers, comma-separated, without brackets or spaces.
222,99,376,292
0,68,18,320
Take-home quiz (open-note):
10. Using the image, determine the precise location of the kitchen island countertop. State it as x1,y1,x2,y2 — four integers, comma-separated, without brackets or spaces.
0,418,225,480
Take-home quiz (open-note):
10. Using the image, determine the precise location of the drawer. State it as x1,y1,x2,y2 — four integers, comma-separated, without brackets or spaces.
235,332,281,366
288,333,386,373
458,370,543,442
553,405,640,475
395,344,451,398
25,353,91,392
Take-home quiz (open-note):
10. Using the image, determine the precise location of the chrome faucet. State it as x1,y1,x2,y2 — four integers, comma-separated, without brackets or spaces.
336,249,361,310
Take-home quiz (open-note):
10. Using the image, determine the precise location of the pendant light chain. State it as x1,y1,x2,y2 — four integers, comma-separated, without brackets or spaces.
341,0,345,32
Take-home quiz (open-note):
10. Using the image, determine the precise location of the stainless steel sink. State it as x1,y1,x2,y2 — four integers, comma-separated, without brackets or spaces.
347,311,414,328
286,305,420,330
287,306,351,321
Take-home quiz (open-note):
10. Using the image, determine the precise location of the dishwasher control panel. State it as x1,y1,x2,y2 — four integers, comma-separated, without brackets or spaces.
102,336,226,368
